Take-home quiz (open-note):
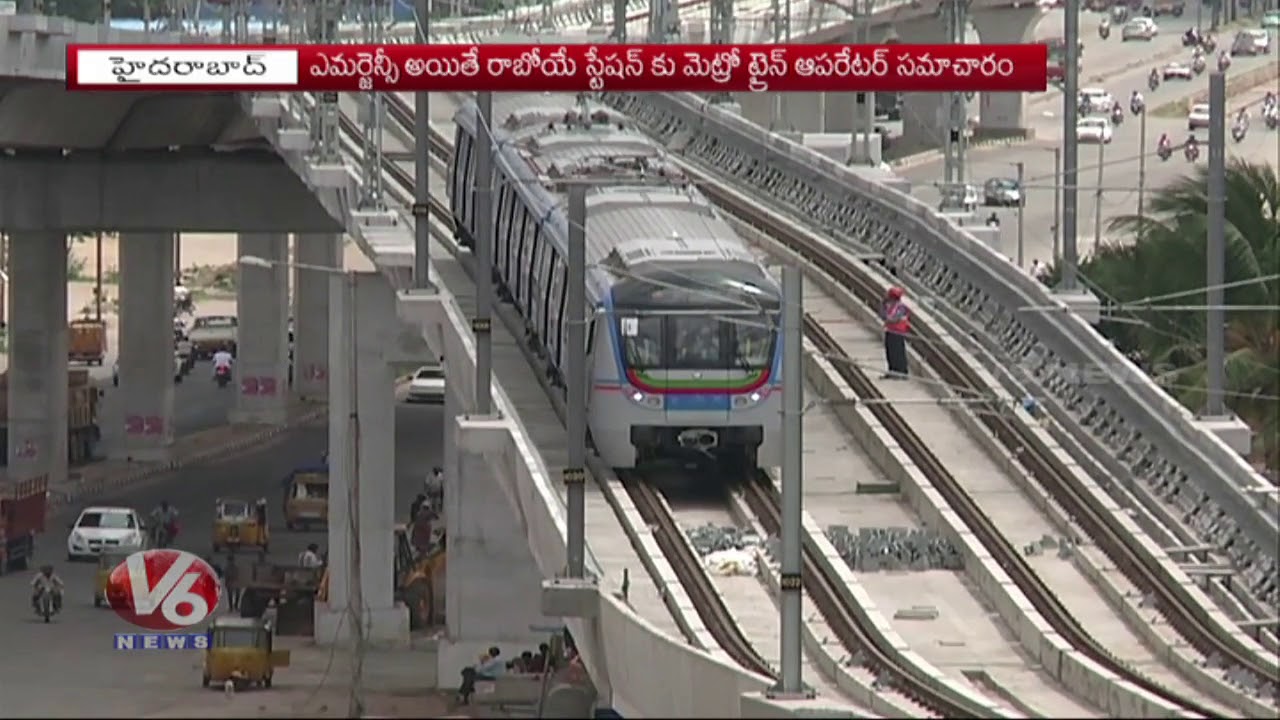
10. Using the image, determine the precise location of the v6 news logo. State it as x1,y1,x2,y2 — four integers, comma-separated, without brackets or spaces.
107,549,222,631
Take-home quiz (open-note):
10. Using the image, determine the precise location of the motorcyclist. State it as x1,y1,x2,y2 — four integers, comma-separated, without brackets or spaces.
1111,102,1124,123
150,501,180,546
1235,108,1249,128
1217,50,1230,70
31,565,64,614
211,344,234,380
1264,91,1276,109
1157,133,1171,150
1182,27,1199,45
1148,69,1160,89
1130,90,1144,114
1185,135,1200,160
1098,18,1110,38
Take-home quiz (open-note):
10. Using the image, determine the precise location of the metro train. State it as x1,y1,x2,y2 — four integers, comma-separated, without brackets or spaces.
449,93,782,471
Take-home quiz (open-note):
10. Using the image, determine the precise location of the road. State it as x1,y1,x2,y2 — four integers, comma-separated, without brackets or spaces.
85,297,239,455
902,46,1278,267
0,399,442,718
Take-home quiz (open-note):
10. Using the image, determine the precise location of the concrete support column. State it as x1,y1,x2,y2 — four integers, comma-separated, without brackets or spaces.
892,18,951,158
5,233,67,482
113,233,176,461
442,381,460,501
315,271,408,646
439,415,548,679
232,233,289,425
972,7,1040,139
291,233,341,402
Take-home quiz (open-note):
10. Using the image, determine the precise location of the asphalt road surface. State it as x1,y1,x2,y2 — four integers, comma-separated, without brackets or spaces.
902,31,1278,268
0,400,443,718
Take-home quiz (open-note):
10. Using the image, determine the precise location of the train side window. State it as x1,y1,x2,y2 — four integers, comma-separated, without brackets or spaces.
521,225,540,311
586,316,596,355
449,128,462,201
548,257,565,362
460,136,474,230
535,243,554,337
511,210,528,282
528,234,547,330
555,263,569,364
494,182,509,249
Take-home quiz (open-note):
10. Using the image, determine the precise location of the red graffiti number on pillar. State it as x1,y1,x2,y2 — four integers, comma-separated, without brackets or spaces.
241,376,260,396
125,415,145,435
308,364,327,381
143,416,164,436
258,377,278,396
16,439,38,459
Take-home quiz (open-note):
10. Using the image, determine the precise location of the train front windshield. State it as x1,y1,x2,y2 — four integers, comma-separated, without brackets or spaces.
620,314,777,372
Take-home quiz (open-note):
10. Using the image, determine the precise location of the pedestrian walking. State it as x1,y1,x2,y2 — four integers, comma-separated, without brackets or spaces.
881,286,912,379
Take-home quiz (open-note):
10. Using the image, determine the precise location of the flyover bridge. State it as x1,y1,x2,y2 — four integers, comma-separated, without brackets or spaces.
0,11,1274,718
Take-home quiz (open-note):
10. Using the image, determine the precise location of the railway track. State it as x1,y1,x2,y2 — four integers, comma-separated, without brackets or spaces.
354,92,1272,713
707,178,1279,710
617,470,776,680
364,98,996,716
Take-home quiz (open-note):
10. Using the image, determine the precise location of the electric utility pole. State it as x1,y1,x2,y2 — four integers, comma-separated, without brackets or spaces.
474,92,495,415
1205,72,1227,417
1060,0,1082,290
413,0,432,289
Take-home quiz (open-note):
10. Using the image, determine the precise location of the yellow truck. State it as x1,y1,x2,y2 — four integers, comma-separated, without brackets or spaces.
68,319,107,366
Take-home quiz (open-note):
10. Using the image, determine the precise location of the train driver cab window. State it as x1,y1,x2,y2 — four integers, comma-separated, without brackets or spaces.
670,316,724,369
732,316,776,370
620,315,662,369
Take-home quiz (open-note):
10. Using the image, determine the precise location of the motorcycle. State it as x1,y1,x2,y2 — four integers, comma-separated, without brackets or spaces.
1202,35,1216,53
1111,107,1125,125
1130,98,1145,115
214,365,231,388
1182,29,1200,47
149,520,177,549
1192,56,1206,75
1232,124,1247,143
1217,53,1231,72
1099,22,1110,39
1148,72,1160,91
1185,143,1200,162
1265,110,1278,130
34,589,58,623
1157,143,1173,161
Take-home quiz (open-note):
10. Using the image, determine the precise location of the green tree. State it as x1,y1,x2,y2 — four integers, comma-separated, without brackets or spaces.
1090,159,1279,471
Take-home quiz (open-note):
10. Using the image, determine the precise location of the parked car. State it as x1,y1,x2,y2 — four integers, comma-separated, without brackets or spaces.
1187,102,1212,130
1262,10,1280,28
405,364,446,403
983,177,1023,207
1076,117,1114,143
1122,17,1159,41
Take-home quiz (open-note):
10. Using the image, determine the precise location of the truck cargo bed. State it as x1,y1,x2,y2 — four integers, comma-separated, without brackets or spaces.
0,474,48,574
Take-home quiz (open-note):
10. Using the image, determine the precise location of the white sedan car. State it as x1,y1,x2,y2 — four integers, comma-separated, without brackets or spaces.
405,365,446,403
1076,117,1114,144
1162,61,1194,80
1122,17,1159,41
67,506,146,560
1187,102,1212,130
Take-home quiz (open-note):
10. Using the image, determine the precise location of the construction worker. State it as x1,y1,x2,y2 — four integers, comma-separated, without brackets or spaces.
881,286,912,379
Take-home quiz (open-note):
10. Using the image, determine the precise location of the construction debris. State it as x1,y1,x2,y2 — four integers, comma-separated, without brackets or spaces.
826,525,963,572
684,524,762,557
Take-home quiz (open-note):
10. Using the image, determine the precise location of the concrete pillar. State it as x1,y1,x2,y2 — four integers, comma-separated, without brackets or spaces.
972,7,1041,139
232,233,290,425
442,381,460,502
892,18,951,158
315,271,409,645
113,233,176,461
291,233,341,402
439,415,549,678
5,233,67,482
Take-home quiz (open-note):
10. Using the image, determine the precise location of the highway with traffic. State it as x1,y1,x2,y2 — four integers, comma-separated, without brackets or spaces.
0,398,438,716
904,10,1278,267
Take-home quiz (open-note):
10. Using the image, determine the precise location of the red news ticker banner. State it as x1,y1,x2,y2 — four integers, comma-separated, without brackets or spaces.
66,43,1047,93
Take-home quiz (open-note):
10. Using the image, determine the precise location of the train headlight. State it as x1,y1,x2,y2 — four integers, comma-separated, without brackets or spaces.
732,391,766,409
626,387,663,409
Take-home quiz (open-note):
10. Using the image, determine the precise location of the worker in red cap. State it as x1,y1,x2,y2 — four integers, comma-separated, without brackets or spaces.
881,286,911,379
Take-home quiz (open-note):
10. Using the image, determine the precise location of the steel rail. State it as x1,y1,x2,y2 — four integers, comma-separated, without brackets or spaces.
618,470,777,679
739,474,976,716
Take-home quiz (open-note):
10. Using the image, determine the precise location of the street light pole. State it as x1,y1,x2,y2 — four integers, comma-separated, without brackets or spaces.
773,265,807,698
565,185,588,579
1092,140,1105,255
1052,146,1062,263
1205,71,1227,417
1060,0,1082,289
1015,161,1025,268
413,0,432,289
474,92,495,415
1136,108,1148,232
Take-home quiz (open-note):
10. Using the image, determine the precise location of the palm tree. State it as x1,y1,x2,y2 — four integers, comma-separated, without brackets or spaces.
1094,159,1279,472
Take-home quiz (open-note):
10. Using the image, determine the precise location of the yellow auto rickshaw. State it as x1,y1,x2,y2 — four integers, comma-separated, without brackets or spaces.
202,616,290,690
94,550,131,608
281,466,329,531
212,497,270,553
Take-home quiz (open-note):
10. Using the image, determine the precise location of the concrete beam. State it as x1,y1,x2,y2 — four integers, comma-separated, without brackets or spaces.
0,150,343,233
